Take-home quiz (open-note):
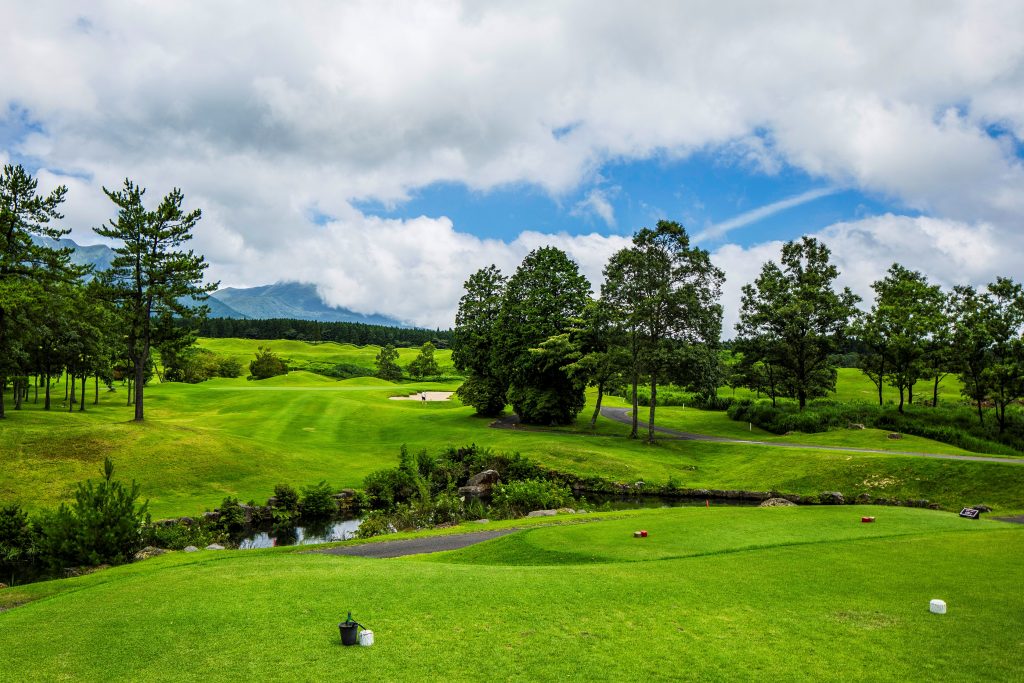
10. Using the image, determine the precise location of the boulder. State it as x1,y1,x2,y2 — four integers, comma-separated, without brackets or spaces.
133,546,168,561
819,491,846,505
177,517,195,526
759,497,797,507
887,432,903,440
205,543,225,551
973,504,993,513
0,582,8,590
473,519,490,524
183,545,200,553
203,511,221,523
856,493,872,504
458,485,489,498
526,509,558,517
556,508,576,515
466,470,500,487
848,423,866,430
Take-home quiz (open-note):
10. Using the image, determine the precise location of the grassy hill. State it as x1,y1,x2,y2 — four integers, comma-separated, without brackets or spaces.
2,338,1023,517
1,506,1021,681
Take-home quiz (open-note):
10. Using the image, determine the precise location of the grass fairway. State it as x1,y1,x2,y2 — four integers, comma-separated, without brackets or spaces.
3,354,1024,516
1,507,1022,681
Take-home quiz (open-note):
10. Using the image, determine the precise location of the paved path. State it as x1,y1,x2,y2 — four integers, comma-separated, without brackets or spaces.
497,405,1024,464
310,529,518,559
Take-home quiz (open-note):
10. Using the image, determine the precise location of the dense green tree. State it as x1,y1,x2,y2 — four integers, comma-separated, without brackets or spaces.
949,285,993,426
375,343,403,381
983,277,1024,433
864,264,945,412
563,299,626,428
496,247,591,425
452,266,507,415
407,341,440,378
94,180,216,421
603,221,723,441
0,164,76,419
737,236,859,410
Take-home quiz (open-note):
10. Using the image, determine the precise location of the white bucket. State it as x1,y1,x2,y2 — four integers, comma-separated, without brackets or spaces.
358,629,374,646
929,599,947,614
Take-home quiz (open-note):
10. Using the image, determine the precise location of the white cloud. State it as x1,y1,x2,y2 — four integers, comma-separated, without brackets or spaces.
0,2,1022,327
695,187,839,242
571,188,617,227
712,214,1006,336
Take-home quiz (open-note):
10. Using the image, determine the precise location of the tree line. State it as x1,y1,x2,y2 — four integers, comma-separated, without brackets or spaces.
195,316,453,348
453,226,1024,439
0,165,213,421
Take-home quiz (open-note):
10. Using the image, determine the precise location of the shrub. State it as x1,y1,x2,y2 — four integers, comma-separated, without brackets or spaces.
271,483,300,522
355,511,395,539
299,481,338,519
143,522,224,550
491,479,574,518
217,357,243,378
217,497,248,532
36,458,148,570
249,346,288,380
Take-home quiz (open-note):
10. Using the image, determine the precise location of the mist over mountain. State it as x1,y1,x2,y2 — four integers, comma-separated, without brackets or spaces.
41,237,402,325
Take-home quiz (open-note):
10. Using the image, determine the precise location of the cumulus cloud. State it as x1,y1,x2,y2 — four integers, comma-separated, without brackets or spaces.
571,188,617,227
712,214,1006,336
0,2,1022,327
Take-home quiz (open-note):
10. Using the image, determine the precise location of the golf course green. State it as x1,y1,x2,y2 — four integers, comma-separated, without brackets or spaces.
1,506,1021,681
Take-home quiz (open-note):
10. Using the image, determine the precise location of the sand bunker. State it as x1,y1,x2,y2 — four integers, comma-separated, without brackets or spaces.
389,391,454,401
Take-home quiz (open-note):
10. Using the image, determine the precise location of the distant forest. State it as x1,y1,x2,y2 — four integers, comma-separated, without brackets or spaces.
196,317,454,348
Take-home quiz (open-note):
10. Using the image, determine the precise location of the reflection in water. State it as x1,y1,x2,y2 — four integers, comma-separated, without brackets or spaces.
236,518,363,549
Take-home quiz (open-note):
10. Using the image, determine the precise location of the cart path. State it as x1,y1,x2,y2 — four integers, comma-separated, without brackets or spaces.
310,529,519,558
492,407,1023,465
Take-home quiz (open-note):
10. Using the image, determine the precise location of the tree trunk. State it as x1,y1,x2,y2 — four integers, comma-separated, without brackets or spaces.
95,374,99,405
932,376,939,408
69,372,76,410
44,373,51,410
590,381,604,428
908,382,913,406
0,378,5,419
14,378,21,410
878,371,884,406
629,373,639,439
898,386,905,414
998,402,1006,434
79,371,86,412
64,373,69,401
647,374,657,444
127,376,133,407
798,388,807,410
34,374,38,403
134,348,146,421
976,398,984,426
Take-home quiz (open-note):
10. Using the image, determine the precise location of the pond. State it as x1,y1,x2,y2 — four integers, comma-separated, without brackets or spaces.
235,518,363,549
233,494,763,548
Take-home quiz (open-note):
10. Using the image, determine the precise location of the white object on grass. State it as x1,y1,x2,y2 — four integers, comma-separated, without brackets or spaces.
929,599,947,614
359,630,374,646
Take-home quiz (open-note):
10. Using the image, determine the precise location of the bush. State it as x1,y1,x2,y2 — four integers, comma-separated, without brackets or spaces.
36,458,148,570
143,522,224,551
217,357,244,378
491,479,574,518
299,481,338,519
271,483,300,522
249,346,288,380
217,497,248,532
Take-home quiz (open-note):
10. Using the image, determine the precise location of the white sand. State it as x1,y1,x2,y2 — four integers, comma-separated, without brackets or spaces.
389,391,454,401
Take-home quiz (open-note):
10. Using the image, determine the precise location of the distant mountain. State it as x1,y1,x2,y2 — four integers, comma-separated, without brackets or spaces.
214,282,403,325
38,236,403,325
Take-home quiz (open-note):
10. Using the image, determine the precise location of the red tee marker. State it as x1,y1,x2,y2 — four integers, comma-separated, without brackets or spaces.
640,530,648,537
861,516,875,523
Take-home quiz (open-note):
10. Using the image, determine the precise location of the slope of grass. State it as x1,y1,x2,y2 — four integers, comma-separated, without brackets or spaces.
1,507,1021,681
196,337,455,374
3,368,1024,517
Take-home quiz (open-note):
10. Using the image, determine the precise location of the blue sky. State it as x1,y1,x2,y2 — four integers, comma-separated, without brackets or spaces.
2,3,1022,327
354,153,898,250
